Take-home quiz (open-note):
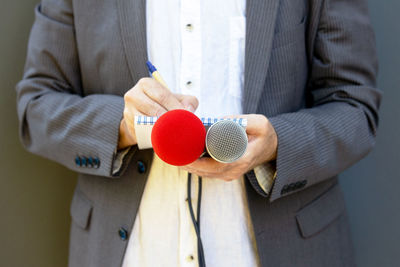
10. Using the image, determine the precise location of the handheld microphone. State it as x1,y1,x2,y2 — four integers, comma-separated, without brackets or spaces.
151,109,206,166
205,120,248,163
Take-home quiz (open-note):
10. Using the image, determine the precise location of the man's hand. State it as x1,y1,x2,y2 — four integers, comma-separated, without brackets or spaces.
118,78,199,149
182,114,277,181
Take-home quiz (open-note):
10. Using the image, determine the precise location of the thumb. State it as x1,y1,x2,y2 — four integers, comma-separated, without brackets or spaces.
245,114,272,137
174,94,199,113
223,114,267,136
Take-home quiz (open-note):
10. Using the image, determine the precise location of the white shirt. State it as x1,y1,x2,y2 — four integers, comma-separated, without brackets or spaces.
122,0,261,266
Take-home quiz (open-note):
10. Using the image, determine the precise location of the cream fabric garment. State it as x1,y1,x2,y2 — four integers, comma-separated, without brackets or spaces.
122,0,261,266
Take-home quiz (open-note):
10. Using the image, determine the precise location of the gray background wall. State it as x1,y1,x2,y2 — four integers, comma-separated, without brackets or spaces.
339,1,400,266
0,2,76,266
0,1,398,266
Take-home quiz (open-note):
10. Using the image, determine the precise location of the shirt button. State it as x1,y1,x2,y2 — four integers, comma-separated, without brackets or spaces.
186,255,194,262
186,81,192,88
185,23,193,31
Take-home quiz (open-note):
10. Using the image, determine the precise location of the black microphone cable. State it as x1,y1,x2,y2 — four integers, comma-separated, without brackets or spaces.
187,173,206,267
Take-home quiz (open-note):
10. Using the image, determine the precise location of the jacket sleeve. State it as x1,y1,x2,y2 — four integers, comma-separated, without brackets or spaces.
267,0,382,201
16,1,131,178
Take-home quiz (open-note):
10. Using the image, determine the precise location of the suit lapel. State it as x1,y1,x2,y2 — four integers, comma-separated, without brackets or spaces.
117,0,148,84
243,0,280,114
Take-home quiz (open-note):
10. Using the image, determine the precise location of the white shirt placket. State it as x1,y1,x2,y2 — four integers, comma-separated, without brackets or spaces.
180,0,202,114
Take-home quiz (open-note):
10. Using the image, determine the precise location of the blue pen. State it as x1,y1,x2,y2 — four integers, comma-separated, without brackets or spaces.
146,61,169,89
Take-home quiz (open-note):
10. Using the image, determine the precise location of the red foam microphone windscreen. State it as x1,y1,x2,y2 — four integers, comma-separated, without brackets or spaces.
151,109,206,166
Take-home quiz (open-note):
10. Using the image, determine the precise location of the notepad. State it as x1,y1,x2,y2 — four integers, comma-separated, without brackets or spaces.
134,115,247,149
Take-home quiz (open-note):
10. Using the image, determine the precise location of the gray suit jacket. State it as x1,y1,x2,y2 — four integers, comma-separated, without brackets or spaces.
17,0,381,266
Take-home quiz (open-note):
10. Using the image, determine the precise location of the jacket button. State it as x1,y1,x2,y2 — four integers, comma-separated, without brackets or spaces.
87,157,93,167
75,156,81,167
137,161,146,174
118,227,128,241
288,183,296,191
81,157,87,167
281,185,289,195
93,157,100,169
294,181,302,189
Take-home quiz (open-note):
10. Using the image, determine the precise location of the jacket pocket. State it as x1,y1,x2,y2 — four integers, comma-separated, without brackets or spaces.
70,188,93,229
295,183,345,238
272,16,306,49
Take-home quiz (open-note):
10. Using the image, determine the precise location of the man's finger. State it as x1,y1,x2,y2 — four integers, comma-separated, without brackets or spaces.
131,92,168,116
183,157,228,176
244,114,269,136
221,114,268,136
143,82,184,111
174,94,199,112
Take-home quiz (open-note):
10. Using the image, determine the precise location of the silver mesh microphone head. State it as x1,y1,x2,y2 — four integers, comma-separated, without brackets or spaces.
205,120,248,163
